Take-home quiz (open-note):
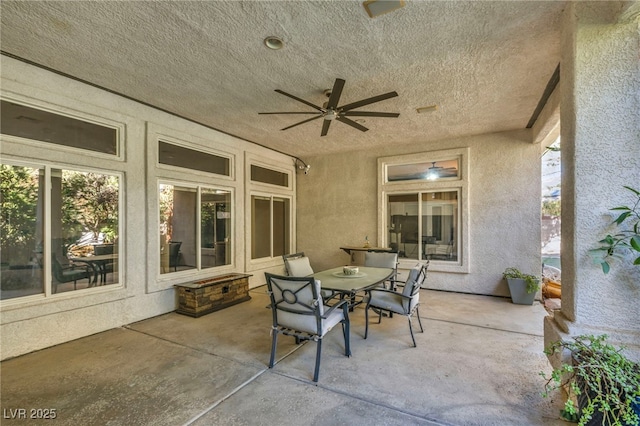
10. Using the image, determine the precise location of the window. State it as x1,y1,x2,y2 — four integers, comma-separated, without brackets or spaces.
387,159,459,182
159,183,232,274
251,195,291,259
159,141,230,176
1,162,121,300
246,156,295,267
251,165,289,187
379,148,468,272
388,191,459,261
0,100,118,155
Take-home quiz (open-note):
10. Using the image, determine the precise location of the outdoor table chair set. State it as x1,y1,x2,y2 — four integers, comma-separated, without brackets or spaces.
266,252,428,381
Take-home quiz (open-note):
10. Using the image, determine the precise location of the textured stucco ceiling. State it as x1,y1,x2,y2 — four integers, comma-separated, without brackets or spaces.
0,1,564,157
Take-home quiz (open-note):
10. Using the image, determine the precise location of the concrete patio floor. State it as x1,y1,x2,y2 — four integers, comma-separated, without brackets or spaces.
1,288,566,425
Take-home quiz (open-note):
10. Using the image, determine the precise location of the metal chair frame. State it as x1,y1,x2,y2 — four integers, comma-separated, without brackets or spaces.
265,273,351,382
364,263,428,347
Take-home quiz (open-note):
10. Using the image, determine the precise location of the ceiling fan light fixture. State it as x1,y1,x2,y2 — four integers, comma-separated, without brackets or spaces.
363,0,405,18
324,109,338,121
264,36,284,50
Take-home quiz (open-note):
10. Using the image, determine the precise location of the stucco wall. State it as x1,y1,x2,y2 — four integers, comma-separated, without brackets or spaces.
0,57,291,360
296,129,542,297
545,2,640,354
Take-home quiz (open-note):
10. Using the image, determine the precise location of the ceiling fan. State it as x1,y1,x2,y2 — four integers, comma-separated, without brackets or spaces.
258,78,399,136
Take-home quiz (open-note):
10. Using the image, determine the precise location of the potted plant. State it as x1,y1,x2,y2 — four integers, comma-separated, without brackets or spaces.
590,186,640,274
542,334,640,426
502,267,540,305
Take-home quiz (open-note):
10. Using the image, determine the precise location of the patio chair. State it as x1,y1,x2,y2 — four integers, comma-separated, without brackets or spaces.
283,252,335,302
51,253,92,293
168,241,182,272
364,251,399,289
364,263,427,347
265,273,351,382
94,244,115,283
431,240,454,260
282,252,313,276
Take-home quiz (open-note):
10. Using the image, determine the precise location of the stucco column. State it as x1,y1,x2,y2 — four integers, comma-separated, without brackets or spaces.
544,2,640,361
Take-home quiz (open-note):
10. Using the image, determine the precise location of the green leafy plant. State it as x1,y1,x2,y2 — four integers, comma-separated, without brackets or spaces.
502,267,540,293
541,334,640,426
590,186,640,274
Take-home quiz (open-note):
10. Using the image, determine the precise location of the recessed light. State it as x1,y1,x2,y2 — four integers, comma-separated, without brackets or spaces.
363,0,405,18
264,36,284,50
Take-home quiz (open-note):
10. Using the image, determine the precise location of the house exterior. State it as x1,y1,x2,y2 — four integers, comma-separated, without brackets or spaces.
1,2,638,363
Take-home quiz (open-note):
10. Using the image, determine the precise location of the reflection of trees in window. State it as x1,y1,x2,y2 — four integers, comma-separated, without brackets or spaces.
61,171,119,243
0,165,39,257
159,184,174,241
1,163,120,298
200,202,216,248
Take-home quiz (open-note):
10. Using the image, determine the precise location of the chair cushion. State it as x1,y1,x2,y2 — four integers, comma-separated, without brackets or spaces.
320,306,345,335
402,266,422,297
369,290,405,314
285,256,314,277
273,278,325,334
364,252,398,269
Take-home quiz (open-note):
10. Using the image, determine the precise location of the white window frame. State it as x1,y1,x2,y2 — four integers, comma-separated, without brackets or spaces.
156,135,235,182
146,123,240,292
245,154,296,272
0,158,125,305
378,147,470,273
0,93,125,162
157,180,235,277
249,192,293,261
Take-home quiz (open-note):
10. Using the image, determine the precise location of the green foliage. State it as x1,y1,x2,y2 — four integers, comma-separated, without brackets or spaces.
61,171,119,242
590,186,640,274
0,165,39,252
543,199,561,217
1,165,119,255
502,267,540,293
542,335,640,426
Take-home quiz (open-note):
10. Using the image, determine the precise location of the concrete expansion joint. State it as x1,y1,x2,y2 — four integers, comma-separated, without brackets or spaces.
424,316,544,338
182,369,269,426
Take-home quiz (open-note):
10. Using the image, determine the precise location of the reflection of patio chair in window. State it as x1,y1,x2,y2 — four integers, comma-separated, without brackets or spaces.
51,253,92,293
431,240,454,260
169,241,182,272
265,273,351,382
94,244,115,281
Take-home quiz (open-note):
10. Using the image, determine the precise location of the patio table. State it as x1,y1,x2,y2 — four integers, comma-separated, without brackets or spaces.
69,254,117,285
313,266,394,308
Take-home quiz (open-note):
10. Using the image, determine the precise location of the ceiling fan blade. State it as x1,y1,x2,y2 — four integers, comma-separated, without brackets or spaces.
336,116,369,132
321,119,331,136
340,91,399,112
274,89,323,112
326,78,345,110
280,115,323,131
259,112,320,115
342,111,400,118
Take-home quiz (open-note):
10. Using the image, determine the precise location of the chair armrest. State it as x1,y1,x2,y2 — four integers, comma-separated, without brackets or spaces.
68,261,94,274
321,299,349,319
367,288,412,302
